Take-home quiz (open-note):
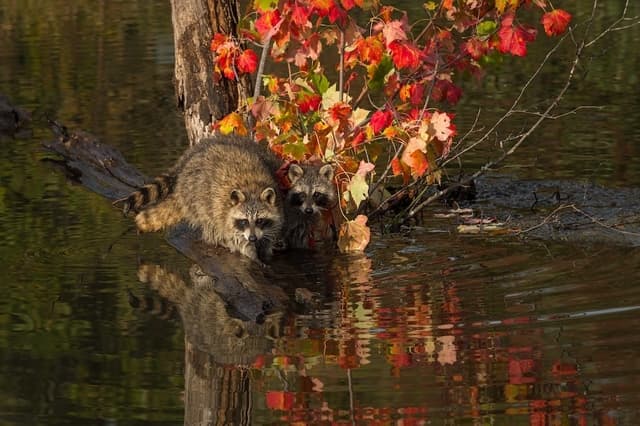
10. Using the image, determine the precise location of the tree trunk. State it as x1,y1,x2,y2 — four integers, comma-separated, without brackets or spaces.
170,0,252,145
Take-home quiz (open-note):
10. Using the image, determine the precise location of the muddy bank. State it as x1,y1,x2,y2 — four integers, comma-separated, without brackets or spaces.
459,174,640,247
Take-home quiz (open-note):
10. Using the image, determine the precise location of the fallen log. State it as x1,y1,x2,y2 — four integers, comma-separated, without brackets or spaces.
42,121,288,322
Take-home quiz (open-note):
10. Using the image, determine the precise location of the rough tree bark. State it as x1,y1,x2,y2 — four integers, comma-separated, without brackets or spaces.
170,0,252,145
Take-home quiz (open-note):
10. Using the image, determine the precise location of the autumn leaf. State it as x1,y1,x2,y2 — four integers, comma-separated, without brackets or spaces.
541,9,572,36
290,3,311,27
369,109,393,134
401,136,428,177
497,13,537,57
464,38,488,60
345,174,369,208
495,0,519,14
378,19,408,47
355,160,375,176
216,112,248,135
236,49,258,74
429,111,454,142
254,0,277,13
297,93,322,113
389,40,421,70
367,55,394,92
340,0,357,11
337,214,371,253
255,8,281,39
350,129,366,148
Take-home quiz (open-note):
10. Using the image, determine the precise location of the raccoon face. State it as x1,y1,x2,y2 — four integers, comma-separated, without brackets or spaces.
287,164,336,216
228,187,282,243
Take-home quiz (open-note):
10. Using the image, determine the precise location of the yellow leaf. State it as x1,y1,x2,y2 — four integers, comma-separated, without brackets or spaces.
346,174,369,209
495,0,519,14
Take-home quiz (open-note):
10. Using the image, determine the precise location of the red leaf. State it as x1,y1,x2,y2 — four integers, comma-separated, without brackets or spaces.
389,41,421,70
340,0,356,11
265,391,295,410
210,33,228,52
297,93,322,113
290,4,311,27
498,13,537,57
350,128,366,148
463,38,488,60
541,9,572,36
431,79,462,105
255,9,281,39
391,157,403,176
369,109,393,134
236,49,258,74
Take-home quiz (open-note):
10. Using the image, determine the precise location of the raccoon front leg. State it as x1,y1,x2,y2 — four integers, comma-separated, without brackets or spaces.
135,198,182,232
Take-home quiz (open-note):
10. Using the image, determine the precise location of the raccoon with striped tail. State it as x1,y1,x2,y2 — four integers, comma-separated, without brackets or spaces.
117,135,285,263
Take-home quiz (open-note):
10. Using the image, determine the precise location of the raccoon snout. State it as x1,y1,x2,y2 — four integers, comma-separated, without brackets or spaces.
304,207,314,215
248,234,258,243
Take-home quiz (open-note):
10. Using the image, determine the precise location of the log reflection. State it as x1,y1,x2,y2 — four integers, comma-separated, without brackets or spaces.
136,260,287,426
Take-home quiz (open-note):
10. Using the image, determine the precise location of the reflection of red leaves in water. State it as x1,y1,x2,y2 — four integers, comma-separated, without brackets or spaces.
552,360,577,376
266,390,296,410
508,358,536,384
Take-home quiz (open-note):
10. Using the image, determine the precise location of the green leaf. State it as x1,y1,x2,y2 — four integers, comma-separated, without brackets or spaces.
283,142,308,160
347,174,369,209
310,74,330,94
476,21,497,37
367,55,394,92
254,0,277,12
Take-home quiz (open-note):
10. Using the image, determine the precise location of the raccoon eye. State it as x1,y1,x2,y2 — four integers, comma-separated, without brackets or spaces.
255,218,273,228
313,192,329,207
234,219,249,230
290,192,306,206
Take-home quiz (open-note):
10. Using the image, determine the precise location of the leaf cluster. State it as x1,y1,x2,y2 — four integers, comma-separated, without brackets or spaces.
210,0,572,250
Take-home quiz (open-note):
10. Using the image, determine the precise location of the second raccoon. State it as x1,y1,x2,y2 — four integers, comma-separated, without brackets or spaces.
122,136,284,262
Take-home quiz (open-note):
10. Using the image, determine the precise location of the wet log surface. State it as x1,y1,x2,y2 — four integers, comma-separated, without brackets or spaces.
466,174,640,247
43,123,287,322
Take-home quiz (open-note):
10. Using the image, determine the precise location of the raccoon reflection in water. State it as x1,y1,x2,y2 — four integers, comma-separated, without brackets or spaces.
120,136,285,263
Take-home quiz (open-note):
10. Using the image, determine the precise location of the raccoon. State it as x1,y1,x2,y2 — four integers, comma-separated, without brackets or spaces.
208,141,338,250
282,163,338,249
122,136,285,262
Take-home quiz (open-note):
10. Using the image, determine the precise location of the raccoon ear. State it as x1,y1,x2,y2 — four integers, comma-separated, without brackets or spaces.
319,164,334,181
230,189,246,205
288,164,304,184
260,187,277,206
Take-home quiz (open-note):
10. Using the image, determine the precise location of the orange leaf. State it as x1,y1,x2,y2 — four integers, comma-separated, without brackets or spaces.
216,112,248,136
337,215,371,253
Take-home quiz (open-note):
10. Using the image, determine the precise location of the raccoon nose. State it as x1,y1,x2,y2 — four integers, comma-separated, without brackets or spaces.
248,235,257,243
304,207,314,215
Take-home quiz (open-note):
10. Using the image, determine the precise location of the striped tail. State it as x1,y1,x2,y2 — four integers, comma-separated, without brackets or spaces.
115,173,176,215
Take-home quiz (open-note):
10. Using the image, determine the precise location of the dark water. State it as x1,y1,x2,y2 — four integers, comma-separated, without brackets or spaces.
1,1,640,425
